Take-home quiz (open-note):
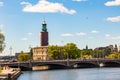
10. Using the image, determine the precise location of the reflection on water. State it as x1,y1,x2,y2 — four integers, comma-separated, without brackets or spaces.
17,68,120,80
33,66,49,70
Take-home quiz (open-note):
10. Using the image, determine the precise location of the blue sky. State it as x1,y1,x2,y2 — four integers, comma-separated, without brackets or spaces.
0,0,120,55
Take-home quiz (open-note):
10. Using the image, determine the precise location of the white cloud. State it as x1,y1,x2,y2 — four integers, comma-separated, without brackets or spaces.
21,1,31,5
61,33,74,37
105,0,120,6
27,32,33,36
0,2,3,7
91,30,99,33
76,32,86,36
105,34,120,40
105,34,111,37
21,38,28,41
72,0,87,2
106,16,120,22
21,0,76,14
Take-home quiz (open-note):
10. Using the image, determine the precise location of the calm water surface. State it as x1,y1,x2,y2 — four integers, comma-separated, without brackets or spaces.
17,68,120,80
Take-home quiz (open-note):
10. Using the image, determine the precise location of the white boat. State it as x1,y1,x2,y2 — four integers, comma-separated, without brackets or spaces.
99,63,104,67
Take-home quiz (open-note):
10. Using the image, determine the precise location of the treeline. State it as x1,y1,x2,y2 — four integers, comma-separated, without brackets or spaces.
48,43,120,60
17,43,120,61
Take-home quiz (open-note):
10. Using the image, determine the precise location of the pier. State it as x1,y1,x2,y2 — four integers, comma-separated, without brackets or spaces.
0,68,21,80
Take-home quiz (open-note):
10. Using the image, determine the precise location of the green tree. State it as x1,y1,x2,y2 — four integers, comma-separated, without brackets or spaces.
18,53,30,61
63,43,80,59
0,32,5,53
103,48,111,56
48,43,80,60
106,52,120,59
80,49,93,59
93,50,104,58
48,45,64,59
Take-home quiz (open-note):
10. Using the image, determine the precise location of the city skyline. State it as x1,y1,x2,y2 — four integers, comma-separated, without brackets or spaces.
0,0,120,55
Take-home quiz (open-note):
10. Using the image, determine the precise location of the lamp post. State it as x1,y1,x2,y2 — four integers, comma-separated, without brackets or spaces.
67,51,69,66
29,45,32,59
81,52,82,60
67,44,70,67
9,46,12,60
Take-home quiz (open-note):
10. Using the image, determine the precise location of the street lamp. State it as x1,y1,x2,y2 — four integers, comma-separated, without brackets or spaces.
67,44,70,67
29,45,32,60
67,51,69,63
9,46,12,60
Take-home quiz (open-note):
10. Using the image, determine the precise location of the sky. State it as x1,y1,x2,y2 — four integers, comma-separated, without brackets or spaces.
0,0,120,56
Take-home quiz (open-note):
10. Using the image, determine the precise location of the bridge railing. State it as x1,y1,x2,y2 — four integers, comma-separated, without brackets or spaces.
0,58,120,65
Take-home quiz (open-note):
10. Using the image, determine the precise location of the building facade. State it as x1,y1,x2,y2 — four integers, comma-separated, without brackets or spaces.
94,44,118,53
32,46,49,60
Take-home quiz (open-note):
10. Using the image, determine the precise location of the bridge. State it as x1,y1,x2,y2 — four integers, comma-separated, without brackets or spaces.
0,59,120,70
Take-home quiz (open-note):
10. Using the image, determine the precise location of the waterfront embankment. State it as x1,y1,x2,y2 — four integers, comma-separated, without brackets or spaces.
0,68,21,80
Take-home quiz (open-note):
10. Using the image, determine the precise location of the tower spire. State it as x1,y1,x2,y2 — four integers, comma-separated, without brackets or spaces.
42,19,47,32
86,45,88,50
40,19,49,46
42,18,46,24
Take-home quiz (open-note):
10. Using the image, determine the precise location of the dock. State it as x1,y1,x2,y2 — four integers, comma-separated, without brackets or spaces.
0,68,21,80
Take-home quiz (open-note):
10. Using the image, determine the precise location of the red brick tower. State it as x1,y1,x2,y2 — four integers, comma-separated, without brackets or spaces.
40,20,49,46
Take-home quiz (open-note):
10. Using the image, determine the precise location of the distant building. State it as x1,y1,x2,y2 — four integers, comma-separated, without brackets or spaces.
94,44,118,53
32,46,49,60
15,51,30,58
94,47,106,51
107,44,118,52
32,19,49,61
107,45,113,52
113,44,118,52
40,20,49,46
119,46,120,52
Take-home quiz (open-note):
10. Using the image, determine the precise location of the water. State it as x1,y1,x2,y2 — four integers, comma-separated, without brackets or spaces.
17,68,120,80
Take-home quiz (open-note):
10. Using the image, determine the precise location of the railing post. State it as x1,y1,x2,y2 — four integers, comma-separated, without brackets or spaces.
67,59,69,67
96,58,100,67
29,60,32,71
18,61,20,69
